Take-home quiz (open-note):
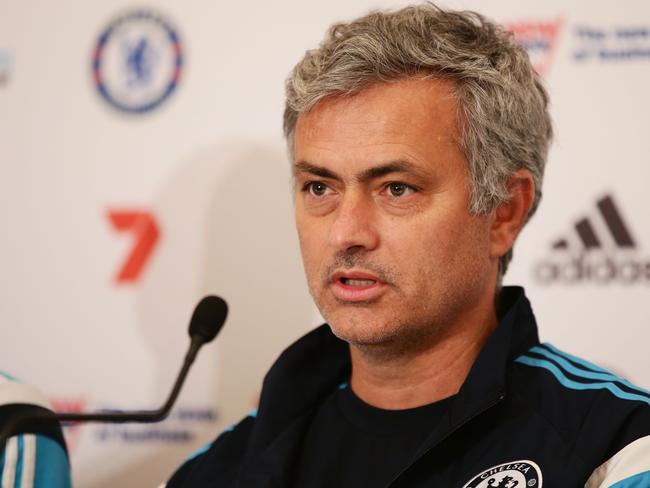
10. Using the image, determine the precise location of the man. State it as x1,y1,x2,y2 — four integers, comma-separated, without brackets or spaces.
167,4,650,487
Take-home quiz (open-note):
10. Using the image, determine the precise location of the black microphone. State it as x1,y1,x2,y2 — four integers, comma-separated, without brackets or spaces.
0,295,228,449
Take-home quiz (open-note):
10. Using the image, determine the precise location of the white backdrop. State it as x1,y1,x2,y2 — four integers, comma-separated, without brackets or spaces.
1,1,649,486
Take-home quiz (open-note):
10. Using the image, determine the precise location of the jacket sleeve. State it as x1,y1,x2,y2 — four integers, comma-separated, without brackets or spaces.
578,382,650,488
0,374,72,487
584,435,650,487
1,433,72,488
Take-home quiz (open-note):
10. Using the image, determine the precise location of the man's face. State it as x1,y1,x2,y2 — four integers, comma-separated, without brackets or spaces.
293,78,498,350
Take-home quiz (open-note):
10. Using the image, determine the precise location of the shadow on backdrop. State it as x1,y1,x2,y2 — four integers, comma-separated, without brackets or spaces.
88,141,315,487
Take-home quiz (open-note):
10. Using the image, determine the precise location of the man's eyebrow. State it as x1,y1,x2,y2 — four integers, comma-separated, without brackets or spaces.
293,159,429,182
293,161,341,180
358,160,428,182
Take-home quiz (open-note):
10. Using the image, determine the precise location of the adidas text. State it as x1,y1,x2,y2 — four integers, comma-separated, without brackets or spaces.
534,252,650,285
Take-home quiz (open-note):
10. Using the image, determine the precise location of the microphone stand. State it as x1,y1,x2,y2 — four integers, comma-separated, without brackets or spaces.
0,294,227,453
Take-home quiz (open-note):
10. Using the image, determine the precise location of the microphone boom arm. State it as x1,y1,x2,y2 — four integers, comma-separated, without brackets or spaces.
0,295,227,451
0,335,204,447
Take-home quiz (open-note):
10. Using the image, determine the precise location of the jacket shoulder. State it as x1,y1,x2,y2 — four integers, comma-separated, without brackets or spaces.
166,411,257,487
512,343,650,483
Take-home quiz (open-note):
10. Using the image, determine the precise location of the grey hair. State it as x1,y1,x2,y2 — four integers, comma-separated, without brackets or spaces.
283,3,552,279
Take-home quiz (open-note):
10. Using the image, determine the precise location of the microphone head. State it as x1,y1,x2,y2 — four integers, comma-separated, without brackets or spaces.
189,295,228,344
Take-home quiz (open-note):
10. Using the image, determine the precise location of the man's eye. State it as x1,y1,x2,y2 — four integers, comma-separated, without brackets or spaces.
305,181,331,197
386,182,416,197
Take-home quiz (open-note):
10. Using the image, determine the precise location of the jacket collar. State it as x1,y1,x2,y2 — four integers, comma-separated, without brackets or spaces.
448,286,539,426
241,286,540,482
247,323,350,454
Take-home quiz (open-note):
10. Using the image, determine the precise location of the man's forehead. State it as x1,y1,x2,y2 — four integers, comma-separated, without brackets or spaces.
292,77,463,176
295,77,461,147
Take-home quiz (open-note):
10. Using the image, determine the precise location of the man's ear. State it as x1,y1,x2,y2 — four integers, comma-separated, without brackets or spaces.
490,169,535,260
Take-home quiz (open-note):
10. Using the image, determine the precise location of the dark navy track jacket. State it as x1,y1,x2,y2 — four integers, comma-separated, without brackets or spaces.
166,287,650,487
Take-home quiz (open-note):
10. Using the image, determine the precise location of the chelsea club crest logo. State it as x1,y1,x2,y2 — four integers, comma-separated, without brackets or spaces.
462,460,543,488
92,9,183,114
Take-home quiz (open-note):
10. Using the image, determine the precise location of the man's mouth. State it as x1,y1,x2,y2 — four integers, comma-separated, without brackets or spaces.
340,277,377,286
330,270,386,302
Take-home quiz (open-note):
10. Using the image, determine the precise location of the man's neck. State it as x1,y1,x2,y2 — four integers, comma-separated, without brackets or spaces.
348,307,498,410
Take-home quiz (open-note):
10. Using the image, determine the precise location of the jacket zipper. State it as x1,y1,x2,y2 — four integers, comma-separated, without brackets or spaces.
386,392,506,488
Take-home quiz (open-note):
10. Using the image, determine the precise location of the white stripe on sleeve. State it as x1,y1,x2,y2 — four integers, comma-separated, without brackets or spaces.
585,435,650,487
20,434,36,488
1,436,18,488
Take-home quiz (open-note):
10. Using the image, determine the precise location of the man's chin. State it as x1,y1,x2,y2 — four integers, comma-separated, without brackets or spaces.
326,320,398,347
325,311,446,359
317,297,404,344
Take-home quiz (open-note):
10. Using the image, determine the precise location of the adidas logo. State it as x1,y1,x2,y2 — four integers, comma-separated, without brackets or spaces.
533,194,650,284
550,195,635,251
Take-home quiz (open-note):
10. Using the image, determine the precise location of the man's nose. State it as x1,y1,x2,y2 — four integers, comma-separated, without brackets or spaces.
327,192,380,253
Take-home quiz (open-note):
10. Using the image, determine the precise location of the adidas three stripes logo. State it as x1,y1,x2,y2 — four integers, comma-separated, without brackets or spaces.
552,195,636,251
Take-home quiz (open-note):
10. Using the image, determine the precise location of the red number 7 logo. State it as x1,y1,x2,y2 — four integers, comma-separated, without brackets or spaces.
107,210,160,283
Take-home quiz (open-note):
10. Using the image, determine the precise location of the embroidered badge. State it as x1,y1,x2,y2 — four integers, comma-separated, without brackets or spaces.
462,460,542,487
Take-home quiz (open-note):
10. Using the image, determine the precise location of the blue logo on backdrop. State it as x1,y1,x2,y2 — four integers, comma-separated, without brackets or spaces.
95,406,218,444
573,25,650,62
92,10,183,114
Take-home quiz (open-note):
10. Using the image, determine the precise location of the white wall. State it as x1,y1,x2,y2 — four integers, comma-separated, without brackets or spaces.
1,1,649,485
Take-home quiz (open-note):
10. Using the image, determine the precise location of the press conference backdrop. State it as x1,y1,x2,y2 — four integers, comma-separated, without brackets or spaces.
1,0,649,485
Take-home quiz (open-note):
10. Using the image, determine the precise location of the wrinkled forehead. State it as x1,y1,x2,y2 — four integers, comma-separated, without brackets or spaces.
298,78,459,136
293,78,464,172
293,78,467,184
